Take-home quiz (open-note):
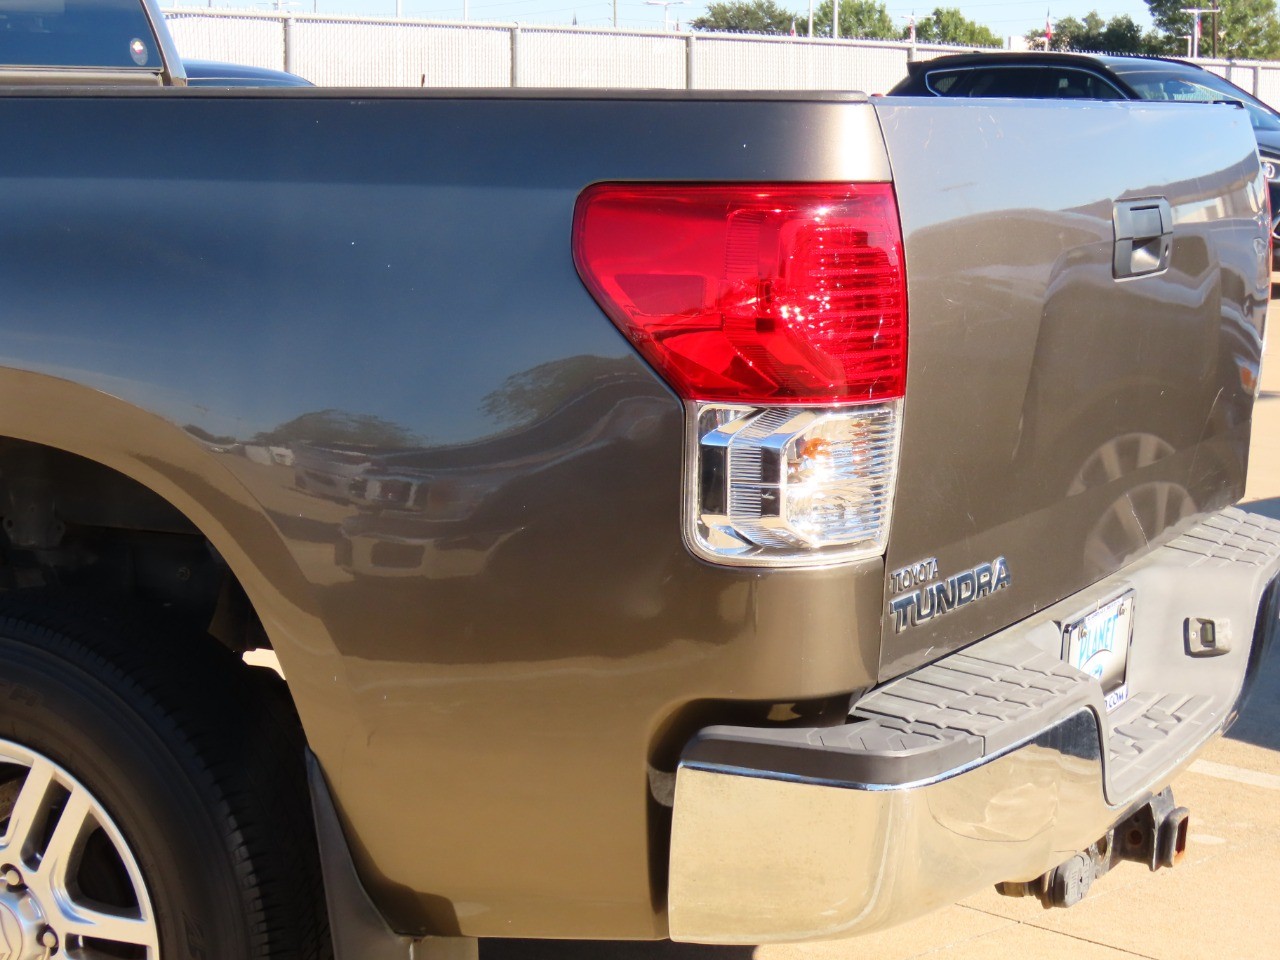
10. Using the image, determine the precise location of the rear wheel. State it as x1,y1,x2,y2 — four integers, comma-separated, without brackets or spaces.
0,598,330,960
0,741,158,958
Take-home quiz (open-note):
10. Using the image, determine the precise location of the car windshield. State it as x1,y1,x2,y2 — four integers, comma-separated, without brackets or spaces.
0,0,159,69
1117,66,1280,133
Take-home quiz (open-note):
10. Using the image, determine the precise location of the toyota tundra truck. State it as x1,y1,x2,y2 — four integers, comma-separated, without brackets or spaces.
0,3,1272,960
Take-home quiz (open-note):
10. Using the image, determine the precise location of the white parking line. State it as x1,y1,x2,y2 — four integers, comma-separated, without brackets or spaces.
1188,759,1280,791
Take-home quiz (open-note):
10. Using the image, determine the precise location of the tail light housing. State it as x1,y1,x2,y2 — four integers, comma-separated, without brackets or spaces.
573,183,907,566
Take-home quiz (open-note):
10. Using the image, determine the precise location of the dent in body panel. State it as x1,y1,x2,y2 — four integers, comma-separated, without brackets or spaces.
873,99,1267,677
0,94,891,937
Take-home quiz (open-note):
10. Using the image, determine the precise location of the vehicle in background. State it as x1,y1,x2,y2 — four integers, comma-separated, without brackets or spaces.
888,52,1280,277
183,58,312,87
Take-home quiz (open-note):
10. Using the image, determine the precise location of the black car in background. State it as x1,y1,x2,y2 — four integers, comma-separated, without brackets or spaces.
183,59,312,87
889,52,1280,276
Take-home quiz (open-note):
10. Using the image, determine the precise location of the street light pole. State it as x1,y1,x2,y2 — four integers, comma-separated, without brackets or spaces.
1182,6,1215,58
645,0,688,30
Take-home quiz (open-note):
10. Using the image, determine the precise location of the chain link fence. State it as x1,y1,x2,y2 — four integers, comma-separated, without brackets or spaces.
163,8,1280,108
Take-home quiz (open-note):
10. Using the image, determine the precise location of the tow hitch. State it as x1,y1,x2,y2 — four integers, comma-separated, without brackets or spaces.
996,787,1191,908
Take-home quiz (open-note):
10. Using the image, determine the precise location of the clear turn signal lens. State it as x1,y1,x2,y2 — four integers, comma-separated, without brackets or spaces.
687,401,901,567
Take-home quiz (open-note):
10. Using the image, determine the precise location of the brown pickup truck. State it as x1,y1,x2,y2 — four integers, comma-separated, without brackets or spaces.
0,3,1271,960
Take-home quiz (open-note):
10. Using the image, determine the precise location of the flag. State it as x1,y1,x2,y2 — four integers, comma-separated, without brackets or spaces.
791,19,797,36
1045,9,1053,44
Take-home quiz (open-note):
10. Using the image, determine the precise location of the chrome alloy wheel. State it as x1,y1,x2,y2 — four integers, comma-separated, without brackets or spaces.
0,741,157,959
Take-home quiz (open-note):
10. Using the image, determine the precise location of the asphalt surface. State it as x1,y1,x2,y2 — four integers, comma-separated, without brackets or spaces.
482,321,1280,960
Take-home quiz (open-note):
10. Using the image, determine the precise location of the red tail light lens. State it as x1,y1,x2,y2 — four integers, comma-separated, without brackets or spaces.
572,183,907,405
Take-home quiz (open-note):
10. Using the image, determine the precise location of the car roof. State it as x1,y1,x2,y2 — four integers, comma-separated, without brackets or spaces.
182,58,312,87
905,51,1203,77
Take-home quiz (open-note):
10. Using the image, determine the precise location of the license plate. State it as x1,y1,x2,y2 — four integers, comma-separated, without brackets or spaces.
1063,591,1134,712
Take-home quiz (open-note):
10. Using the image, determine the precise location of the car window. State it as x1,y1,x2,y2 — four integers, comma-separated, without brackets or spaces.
0,0,160,69
1119,67,1280,133
964,67,1045,98
1041,68,1125,100
923,65,1123,101
923,69,968,95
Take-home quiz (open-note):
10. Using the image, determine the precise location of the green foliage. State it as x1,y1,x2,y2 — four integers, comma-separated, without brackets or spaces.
1143,0,1280,59
1215,0,1280,59
911,7,1000,47
1099,14,1145,52
1143,0,1184,36
813,0,897,39
691,0,800,34
1025,10,1164,55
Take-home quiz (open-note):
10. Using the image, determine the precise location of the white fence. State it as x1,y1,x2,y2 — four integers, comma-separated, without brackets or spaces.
163,8,1280,108
163,9,985,93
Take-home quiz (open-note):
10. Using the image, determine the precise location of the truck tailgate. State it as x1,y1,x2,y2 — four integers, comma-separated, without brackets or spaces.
873,98,1268,679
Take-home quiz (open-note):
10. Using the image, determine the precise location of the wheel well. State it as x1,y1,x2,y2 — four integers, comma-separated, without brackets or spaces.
0,436,269,654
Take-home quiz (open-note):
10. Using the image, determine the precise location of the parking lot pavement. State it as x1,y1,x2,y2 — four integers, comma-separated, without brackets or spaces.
485,315,1280,960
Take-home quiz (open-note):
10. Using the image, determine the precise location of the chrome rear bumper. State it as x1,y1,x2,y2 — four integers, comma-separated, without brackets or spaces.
668,507,1280,943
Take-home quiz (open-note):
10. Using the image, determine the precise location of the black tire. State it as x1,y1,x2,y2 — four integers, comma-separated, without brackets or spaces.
0,595,331,960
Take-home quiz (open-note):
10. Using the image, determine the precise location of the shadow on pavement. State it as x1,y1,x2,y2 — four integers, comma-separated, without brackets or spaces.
482,941,753,959
1243,497,1280,522
1227,501,1280,751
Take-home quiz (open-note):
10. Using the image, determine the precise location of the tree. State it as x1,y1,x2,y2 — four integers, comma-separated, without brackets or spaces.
1100,14,1145,52
691,0,800,34
1025,11,1163,55
1145,0,1280,59
813,0,897,39
1215,0,1280,59
911,7,1000,46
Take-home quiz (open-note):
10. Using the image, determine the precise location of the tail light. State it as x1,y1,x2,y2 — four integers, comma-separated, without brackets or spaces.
573,183,907,567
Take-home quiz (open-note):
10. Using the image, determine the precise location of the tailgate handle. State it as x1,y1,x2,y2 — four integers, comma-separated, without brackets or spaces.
1113,198,1173,279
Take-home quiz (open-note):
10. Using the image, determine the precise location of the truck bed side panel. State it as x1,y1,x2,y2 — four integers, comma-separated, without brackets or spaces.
0,92,890,938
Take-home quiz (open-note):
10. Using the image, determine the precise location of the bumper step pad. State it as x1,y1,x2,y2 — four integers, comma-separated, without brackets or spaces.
846,640,1095,782
684,508,1280,802
1108,693,1215,798
1165,509,1280,567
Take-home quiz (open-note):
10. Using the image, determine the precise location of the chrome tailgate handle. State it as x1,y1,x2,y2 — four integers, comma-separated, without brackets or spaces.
1113,198,1173,279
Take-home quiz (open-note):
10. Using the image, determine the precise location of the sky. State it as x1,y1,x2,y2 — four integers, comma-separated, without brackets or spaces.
183,0,1158,41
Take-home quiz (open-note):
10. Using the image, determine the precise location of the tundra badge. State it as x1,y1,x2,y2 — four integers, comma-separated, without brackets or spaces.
888,556,1011,634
